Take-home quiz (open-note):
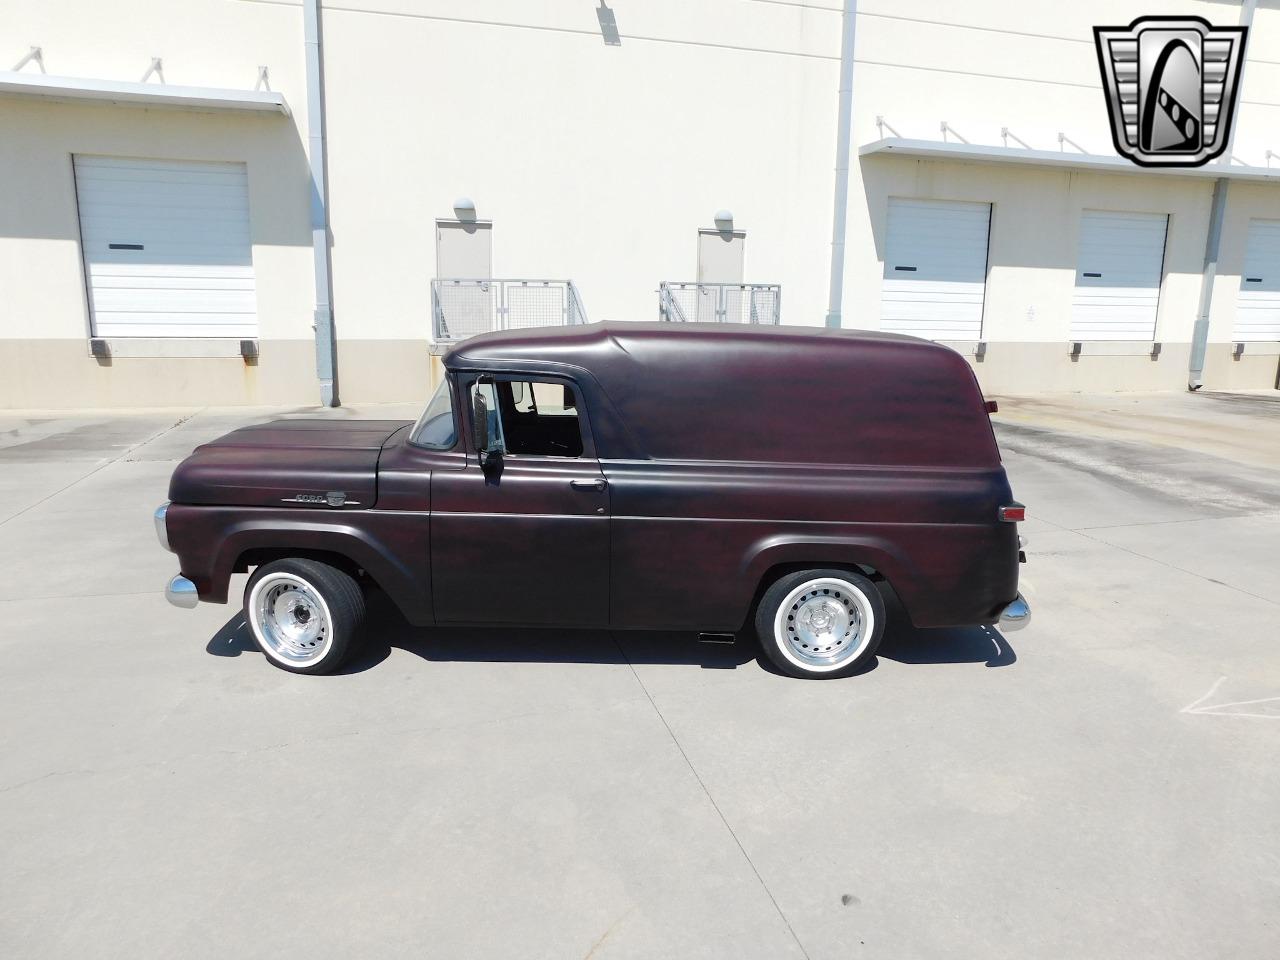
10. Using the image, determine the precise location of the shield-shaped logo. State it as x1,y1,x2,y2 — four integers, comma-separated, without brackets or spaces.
1094,16,1247,167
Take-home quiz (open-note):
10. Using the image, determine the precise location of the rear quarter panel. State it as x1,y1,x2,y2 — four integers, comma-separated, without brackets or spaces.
606,460,1018,630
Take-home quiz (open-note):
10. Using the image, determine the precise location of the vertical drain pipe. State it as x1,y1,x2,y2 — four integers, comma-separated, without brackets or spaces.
824,0,858,329
304,0,338,406
1188,0,1256,390
1188,178,1229,390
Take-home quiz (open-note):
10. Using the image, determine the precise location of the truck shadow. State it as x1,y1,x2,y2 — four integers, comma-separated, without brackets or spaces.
345,591,758,672
877,622,1016,668
205,589,1016,674
204,607,754,672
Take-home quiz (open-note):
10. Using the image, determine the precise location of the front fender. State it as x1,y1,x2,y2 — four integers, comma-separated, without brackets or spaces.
169,506,432,624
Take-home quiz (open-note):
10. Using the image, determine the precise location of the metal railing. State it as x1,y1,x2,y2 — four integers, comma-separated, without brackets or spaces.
431,279,590,342
658,282,781,324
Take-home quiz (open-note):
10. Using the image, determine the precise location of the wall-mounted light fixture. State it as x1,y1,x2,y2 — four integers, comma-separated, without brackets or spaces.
713,209,734,233
453,197,477,222
596,2,621,46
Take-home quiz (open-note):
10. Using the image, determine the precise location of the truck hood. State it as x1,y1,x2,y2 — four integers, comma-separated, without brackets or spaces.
168,419,411,509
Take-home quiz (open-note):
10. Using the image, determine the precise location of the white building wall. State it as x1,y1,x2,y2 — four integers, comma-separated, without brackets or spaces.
2,0,1279,407
321,0,838,332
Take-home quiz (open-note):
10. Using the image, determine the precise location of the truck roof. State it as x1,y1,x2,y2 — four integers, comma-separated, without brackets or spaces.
445,321,939,369
444,321,999,467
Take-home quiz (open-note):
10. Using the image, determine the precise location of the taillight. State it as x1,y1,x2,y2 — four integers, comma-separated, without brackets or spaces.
999,503,1026,522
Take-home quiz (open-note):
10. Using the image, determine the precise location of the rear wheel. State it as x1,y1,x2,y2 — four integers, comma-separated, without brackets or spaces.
244,558,365,675
754,568,885,679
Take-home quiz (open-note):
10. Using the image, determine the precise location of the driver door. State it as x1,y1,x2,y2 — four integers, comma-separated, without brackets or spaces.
430,375,611,626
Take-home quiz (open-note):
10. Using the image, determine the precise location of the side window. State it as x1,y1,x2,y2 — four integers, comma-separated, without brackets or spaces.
529,381,578,416
510,381,535,414
471,378,585,457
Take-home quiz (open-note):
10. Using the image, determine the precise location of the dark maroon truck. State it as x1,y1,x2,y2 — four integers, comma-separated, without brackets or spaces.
156,323,1028,679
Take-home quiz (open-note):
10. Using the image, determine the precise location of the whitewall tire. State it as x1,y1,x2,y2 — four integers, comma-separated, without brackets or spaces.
244,558,365,675
754,568,885,679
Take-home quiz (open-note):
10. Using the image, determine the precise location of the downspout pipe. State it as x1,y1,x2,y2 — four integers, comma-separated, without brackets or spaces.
1188,0,1256,390
824,0,857,329
304,0,338,406
1188,178,1229,390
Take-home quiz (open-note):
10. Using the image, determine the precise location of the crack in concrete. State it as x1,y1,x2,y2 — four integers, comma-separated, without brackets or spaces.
612,632,811,960
1070,512,1280,531
0,411,203,531
582,906,635,959
996,421,1280,516
1032,514,1280,609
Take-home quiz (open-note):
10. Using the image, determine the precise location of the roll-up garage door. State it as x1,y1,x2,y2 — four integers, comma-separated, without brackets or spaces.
74,156,257,338
1234,219,1280,342
1070,210,1168,341
881,198,991,341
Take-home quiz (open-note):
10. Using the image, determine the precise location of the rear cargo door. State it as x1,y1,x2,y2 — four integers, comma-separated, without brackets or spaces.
1070,210,1168,341
881,198,991,341
1234,218,1280,342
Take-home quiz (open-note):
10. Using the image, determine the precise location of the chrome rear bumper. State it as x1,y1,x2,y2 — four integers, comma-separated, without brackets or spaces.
165,574,199,609
998,593,1031,632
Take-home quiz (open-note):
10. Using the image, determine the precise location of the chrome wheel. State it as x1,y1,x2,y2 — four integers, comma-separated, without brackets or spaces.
772,577,875,673
248,573,334,666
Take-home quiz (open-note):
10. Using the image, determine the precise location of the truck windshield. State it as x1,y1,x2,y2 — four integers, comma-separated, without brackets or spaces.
409,378,457,449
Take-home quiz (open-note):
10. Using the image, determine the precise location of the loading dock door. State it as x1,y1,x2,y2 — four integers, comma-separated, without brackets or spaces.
74,156,257,338
1070,210,1168,341
881,198,991,341
1234,219,1280,342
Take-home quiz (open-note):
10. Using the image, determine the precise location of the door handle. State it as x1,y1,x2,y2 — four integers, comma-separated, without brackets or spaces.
570,478,607,491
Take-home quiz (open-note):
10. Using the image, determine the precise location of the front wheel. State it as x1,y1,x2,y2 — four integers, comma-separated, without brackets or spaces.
244,558,365,675
754,569,885,679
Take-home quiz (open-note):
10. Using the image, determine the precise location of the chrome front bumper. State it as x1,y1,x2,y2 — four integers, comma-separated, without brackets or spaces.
998,593,1031,632
165,574,199,609
154,502,172,552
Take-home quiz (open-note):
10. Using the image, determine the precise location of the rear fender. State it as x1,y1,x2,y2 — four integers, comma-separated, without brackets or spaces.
739,533,922,618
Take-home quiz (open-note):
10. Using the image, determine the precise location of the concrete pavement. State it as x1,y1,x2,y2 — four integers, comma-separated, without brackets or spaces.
1,394,1277,959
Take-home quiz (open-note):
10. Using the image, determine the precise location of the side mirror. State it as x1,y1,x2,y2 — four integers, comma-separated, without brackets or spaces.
472,381,502,472
472,388,490,452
